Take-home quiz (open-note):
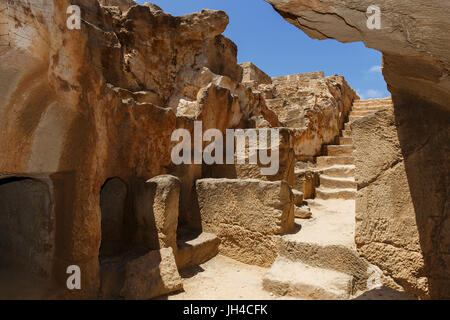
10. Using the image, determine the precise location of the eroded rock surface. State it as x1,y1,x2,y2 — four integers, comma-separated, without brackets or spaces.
353,103,450,299
133,175,181,252
1,0,446,300
266,0,450,299
265,0,450,109
196,178,295,267
0,0,280,297
241,64,357,158
120,247,183,300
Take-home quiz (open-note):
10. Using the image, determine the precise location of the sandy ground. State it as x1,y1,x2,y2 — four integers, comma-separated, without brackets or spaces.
166,254,415,300
167,255,293,300
166,198,416,301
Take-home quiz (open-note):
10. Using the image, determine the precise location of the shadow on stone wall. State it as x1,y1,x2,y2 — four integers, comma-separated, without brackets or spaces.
393,94,450,299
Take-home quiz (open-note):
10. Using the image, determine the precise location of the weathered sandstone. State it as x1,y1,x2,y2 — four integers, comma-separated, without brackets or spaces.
176,232,220,269
240,62,273,88
1,0,447,301
203,127,295,187
196,178,295,267
265,0,450,109
133,175,180,252
120,248,183,300
0,0,280,298
267,0,450,299
245,66,357,158
353,105,450,299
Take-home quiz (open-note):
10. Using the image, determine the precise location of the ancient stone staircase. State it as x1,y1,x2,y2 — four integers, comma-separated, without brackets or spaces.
262,97,393,299
315,97,393,201
262,197,365,299
315,134,356,200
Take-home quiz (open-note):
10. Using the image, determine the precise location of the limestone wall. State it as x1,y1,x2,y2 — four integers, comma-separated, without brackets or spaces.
0,0,280,297
267,0,450,299
240,62,272,87
352,101,450,299
250,70,358,158
265,0,450,110
196,179,295,267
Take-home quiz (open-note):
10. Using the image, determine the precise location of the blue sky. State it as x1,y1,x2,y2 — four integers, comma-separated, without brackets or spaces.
136,0,390,99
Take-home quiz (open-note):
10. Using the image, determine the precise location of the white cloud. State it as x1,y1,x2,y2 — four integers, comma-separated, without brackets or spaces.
366,89,384,98
369,65,382,73
357,89,386,100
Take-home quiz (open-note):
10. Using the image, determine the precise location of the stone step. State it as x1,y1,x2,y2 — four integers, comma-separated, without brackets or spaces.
353,101,392,107
350,110,377,117
342,130,352,138
349,115,366,122
315,187,356,200
338,137,352,145
277,200,369,291
352,105,389,111
262,257,353,300
176,232,220,269
319,165,355,178
316,156,354,167
352,106,391,113
353,98,392,105
320,175,356,189
326,145,354,157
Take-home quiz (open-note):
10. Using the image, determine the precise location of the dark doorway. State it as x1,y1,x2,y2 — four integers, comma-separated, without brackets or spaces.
99,177,128,257
0,177,56,299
